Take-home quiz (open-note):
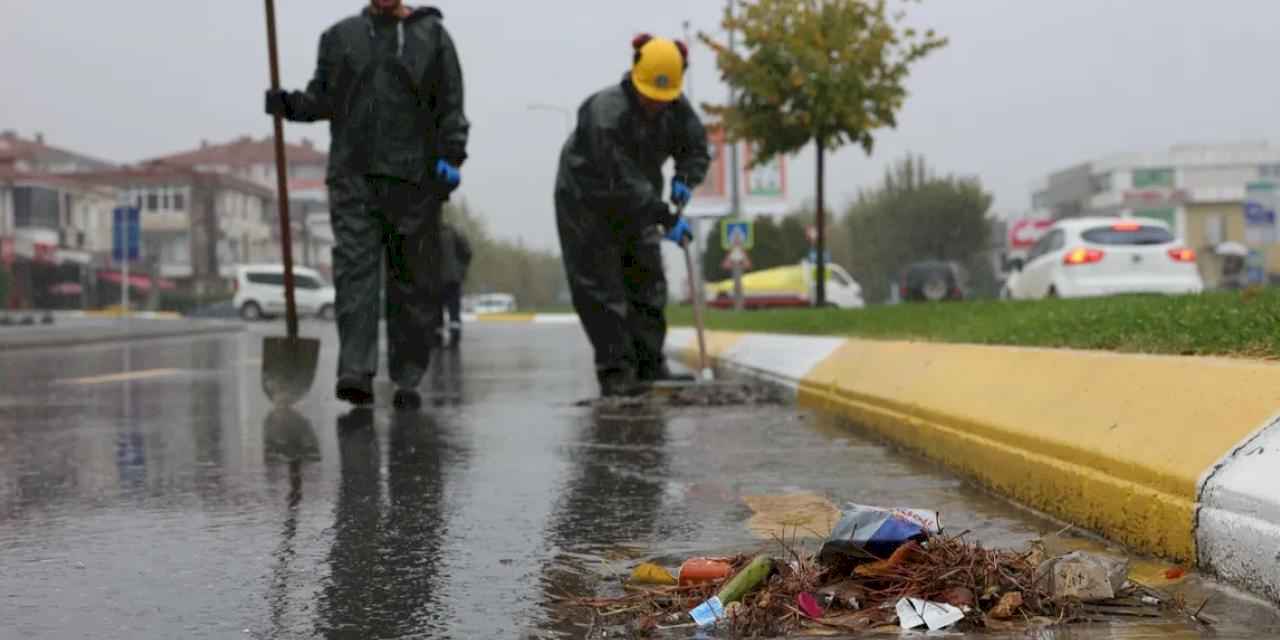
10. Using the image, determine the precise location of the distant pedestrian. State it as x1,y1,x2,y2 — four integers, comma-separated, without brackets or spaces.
264,0,470,409
437,223,472,348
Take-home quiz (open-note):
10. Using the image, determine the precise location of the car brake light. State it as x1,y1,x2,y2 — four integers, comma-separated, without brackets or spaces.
1064,248,1105,265
1168,247,1196,263
1112,222,1141,231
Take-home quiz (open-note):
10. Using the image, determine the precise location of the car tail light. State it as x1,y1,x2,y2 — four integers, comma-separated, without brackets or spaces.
1064,248,1105,266
1168,247,1197,263
232,278,238,293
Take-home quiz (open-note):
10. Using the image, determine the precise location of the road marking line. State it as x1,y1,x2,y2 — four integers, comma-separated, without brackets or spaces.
56,368,186,386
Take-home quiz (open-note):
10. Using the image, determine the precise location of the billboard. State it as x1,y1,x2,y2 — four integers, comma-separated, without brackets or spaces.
687,123,789,217
741,144,786,198
1007,218,1054,251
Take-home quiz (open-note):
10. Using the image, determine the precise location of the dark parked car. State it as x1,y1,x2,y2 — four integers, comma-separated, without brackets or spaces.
899,261,969,302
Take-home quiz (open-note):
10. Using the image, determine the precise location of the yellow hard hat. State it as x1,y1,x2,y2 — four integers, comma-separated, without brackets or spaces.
631,35,686,103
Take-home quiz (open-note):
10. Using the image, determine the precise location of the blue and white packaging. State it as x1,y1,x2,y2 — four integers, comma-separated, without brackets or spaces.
689,596,726,627
819,503,941,560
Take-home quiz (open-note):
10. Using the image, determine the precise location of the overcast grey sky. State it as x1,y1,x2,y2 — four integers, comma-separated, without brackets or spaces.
3,1,1278,250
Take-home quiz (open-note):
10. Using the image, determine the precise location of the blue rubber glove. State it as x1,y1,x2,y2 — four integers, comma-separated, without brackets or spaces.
665,216,693,246
435,159,461,188
670,177,692,206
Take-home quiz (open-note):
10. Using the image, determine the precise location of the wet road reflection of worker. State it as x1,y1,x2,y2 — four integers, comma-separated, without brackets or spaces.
534,407,672,632
316,409,464,638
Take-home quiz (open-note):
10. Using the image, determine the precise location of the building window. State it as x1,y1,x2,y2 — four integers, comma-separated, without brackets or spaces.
1092,172,1113,193
1132,168,1175,189
173,192,186,211
162,191,171,210
147,191,159,211
1260,165,1280,179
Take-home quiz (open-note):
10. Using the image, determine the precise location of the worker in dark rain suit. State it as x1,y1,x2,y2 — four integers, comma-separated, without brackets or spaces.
555,35,711,397
265,0,469,409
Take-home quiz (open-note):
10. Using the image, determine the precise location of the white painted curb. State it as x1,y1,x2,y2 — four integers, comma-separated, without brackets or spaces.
664,329,842,390
1198,416,1280,603
459,313,579,324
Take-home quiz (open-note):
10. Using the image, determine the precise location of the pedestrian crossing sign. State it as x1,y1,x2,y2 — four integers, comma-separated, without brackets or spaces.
720,219,754,251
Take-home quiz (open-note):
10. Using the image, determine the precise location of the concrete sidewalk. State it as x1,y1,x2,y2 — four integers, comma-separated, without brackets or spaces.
0,317,245,351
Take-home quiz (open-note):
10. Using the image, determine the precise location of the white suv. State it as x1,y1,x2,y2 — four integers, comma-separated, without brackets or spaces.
232,264,336,321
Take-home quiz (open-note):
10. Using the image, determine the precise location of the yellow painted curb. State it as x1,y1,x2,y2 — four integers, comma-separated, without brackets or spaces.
85,310,182,320
795,339,1280,562
474,312,536,323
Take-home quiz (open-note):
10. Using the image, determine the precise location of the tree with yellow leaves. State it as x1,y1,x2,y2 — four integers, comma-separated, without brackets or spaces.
701,0,946,305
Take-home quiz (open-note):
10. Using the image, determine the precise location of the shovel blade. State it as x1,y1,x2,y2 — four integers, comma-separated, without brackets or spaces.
262,336,321,406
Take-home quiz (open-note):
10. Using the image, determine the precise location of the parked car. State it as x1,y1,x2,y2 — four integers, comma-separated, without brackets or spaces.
899,261,969,302
705,261,865,309
1002,217,1204,300
465,293,517,314
232,264,336,321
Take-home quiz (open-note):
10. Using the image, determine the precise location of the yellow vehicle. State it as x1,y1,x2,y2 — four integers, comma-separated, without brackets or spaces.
705,261,865,309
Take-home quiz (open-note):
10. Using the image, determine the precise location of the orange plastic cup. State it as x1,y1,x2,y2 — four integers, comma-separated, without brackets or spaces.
678,558,733,586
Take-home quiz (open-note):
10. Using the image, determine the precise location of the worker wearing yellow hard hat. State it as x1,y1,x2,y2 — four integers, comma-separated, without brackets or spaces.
554,34,711,397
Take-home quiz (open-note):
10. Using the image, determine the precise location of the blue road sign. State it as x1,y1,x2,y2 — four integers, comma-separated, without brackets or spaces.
112,206,141,263
1245,201,1276,226
720,219,754,250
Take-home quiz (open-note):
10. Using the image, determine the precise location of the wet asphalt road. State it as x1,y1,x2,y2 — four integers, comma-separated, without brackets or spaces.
1,321,1278,639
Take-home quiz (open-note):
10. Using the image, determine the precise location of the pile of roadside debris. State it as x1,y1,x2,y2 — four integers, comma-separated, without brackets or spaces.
566,504,1209,637
577,380,788,410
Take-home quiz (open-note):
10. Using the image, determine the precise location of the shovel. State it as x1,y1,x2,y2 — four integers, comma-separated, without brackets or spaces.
679,210,714,383
260,0,319,405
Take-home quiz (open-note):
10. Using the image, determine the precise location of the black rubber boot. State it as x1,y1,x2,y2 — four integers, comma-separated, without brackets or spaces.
393,388,422,410
336,375,374,406
638,362,695,384
600,370,646,398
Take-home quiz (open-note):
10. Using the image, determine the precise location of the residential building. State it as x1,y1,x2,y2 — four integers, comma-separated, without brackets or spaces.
76,163,277,295
1031,142,1280,285
0,129,115,174
148,135,327,193
1,159,119,309
150,135,333,274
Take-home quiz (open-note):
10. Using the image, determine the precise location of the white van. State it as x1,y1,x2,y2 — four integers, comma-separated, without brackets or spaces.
465,293,517,314
232,264,336,321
